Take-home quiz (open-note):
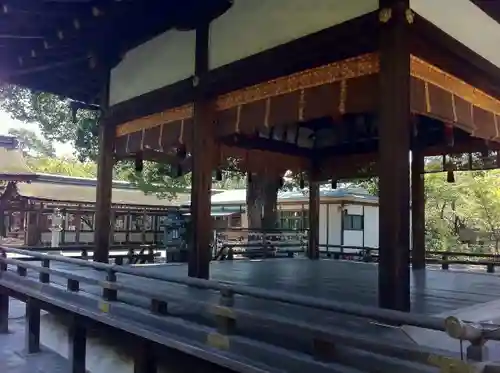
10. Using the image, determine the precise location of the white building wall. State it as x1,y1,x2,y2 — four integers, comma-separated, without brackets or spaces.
209,0,378,69
319,204,328,246
363,206,379,248
109,0,378,106
411,0,500,69
326,204,342,247
109,30,196,105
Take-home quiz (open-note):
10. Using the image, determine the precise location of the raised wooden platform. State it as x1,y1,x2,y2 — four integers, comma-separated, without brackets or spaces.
48,258,500,317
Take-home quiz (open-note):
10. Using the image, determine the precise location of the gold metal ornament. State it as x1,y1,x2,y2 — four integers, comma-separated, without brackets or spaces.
379,8,392,23
405,9,415,24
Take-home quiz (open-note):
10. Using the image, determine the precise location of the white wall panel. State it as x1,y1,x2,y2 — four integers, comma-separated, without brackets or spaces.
363,206,379,248
326,203,342,247
411,0,500,69
210,0,379,69
109,30,196,105
319,204,328,245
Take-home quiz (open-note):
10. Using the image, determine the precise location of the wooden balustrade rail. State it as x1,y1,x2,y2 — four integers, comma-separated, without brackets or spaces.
1,245,494,372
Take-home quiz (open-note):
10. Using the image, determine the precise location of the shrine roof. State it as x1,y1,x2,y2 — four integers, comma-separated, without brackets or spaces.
0,0,232,103
0,135,37,182
15,180,189,208
208,188,378,206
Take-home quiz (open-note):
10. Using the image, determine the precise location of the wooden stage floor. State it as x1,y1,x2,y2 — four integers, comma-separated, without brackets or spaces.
46,258,500,315
142,258,500,315
9,258,500,355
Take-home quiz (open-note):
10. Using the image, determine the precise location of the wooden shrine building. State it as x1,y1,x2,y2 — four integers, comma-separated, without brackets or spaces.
3,0,500,311
0,135,188,247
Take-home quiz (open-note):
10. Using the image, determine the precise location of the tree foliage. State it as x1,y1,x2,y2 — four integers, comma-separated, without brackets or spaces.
7,127,55,157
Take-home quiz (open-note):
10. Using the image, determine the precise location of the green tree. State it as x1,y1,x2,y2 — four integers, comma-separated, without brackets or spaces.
7,128,55,157
28,156,98,178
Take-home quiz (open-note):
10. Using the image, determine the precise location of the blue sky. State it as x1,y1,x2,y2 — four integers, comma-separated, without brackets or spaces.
0,111,73,156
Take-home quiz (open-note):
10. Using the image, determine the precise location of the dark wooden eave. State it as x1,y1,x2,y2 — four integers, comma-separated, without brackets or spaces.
0,0,232,104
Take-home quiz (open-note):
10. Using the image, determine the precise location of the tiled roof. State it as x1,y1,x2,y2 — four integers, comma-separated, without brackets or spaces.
0,136,36,182
16,181,189,207
206,187,378,205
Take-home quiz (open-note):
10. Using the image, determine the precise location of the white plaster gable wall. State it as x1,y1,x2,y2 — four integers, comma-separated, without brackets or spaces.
109,30,196,106
209,0,379,69
411,0,500,69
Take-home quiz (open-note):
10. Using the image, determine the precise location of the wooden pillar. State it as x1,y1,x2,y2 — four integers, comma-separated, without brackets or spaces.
68,318,86,373
25,298,41,353
75,205,82,244
93,84,114,263
307,171,320,260
188,22,214,279
411,150,426,270
378,0,412,311
0,288,8,334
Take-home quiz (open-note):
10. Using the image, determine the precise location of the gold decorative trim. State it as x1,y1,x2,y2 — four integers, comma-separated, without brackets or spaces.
411,55,500,116
379,8,392,23
116,53,500,140
216,53,378,111
116,104,193,137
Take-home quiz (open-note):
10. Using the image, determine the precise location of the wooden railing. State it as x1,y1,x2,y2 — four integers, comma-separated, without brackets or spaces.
214,228,307,259
320,245,500,273
1,246,496,373
6,244,160,265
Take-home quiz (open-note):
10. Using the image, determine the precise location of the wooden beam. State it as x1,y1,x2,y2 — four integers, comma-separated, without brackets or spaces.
377,0,412,311
188,22,213,279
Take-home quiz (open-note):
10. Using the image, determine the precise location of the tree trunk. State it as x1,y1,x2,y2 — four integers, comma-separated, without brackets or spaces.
246,172,280,230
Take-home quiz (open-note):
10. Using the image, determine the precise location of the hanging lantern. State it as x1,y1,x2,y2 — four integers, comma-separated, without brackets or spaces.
282,127,288,142
331,178,338,189
134,155,143,173
215,169,223,181
446,163,455,183
177,144,187,160
176,164,183,178
447,169,455,183
299,174,305,189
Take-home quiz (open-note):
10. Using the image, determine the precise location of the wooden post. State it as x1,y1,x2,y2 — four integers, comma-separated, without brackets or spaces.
75,205,82,244
411,149,426,270
0,288,8,334
134,340,157,373
93,78,114,263
378,0,412,311
188,22,214,279
307,172,320,260
25,298,41,353
68,318,86,373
